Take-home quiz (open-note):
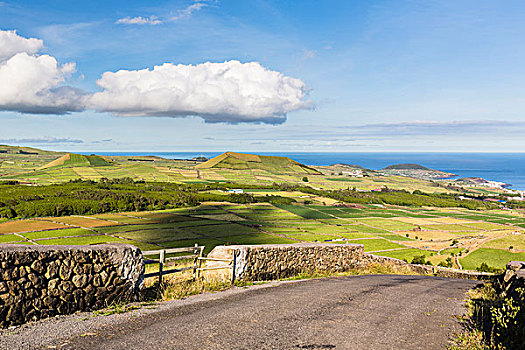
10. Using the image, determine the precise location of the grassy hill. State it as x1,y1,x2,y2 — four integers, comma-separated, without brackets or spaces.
0,144,58,155
383,164,430,170
195,152,321,174
40,153,112,169
381,163,456,180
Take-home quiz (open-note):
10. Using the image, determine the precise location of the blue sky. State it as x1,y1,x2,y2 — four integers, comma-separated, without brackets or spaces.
1,0,524,152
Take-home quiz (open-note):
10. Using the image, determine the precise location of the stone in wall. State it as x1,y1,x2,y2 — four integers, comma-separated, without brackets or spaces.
0,244,143,328
499,261,525,295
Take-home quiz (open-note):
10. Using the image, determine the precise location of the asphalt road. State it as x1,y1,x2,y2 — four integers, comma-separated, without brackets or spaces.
4,275,479,350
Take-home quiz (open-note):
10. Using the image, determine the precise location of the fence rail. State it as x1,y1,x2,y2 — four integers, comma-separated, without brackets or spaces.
197,253,237,283
143,244,205,284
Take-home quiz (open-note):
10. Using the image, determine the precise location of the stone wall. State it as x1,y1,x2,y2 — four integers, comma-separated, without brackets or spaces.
365,253,492,280
207,243,366,281
0,244,143,328
206,243,493,281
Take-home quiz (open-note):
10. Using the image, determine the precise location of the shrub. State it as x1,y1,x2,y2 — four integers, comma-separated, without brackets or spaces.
476,262,502,273
438,257,453,268
0,207,16,218
466,282,525,349
410,255,431,265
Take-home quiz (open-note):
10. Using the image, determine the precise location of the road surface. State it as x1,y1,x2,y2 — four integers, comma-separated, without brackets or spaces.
3,275,480,350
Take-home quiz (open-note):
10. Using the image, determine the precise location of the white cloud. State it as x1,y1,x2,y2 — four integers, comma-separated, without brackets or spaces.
0,30,86,114
0,30,312,123
170,2,208,21
0,30,43,62
115,1,209,25
0,136,84,144
90,60,313,124
115,16,162,25
302,49,317,60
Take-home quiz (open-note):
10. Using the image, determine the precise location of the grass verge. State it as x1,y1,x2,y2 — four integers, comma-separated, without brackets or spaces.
449,282,525,350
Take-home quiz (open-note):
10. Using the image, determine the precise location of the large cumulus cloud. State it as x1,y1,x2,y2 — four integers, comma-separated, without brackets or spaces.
0,30,86,114
90,61,313,123
0,30,312,123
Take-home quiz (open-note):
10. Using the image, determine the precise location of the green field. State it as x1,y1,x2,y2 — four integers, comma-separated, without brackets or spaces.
482,235,525,249
371,248,433,261
460,248,525,270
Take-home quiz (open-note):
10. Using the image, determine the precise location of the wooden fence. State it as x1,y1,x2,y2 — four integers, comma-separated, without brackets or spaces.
143,244,237,283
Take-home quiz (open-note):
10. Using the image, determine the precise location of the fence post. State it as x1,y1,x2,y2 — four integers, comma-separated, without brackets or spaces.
196,245,205,280
231,251,237,284
192,243,200,281
159,249,165,285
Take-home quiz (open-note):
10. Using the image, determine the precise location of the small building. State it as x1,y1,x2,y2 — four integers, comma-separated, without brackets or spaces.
228,189,244,194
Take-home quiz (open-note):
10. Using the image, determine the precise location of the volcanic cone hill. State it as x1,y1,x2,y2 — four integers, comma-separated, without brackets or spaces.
195,152,321,174
40,153,113,169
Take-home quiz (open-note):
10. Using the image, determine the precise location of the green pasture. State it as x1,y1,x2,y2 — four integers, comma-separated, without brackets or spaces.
0,234,24,243
373,248,433,261
420,224,475,231
482,235,525,250
354,218,417,231
464,222,507,230
460,248,525,270
118,228,202,242
276,205,334,219
22,228,95,240
378,234,415,241
283,232,341,242
226,233,296,245
439,247,466,256
40,235,128,246
344,224,390,234
346,238,406,252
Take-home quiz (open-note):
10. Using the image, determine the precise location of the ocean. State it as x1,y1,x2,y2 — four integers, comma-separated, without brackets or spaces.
91,152,525,191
